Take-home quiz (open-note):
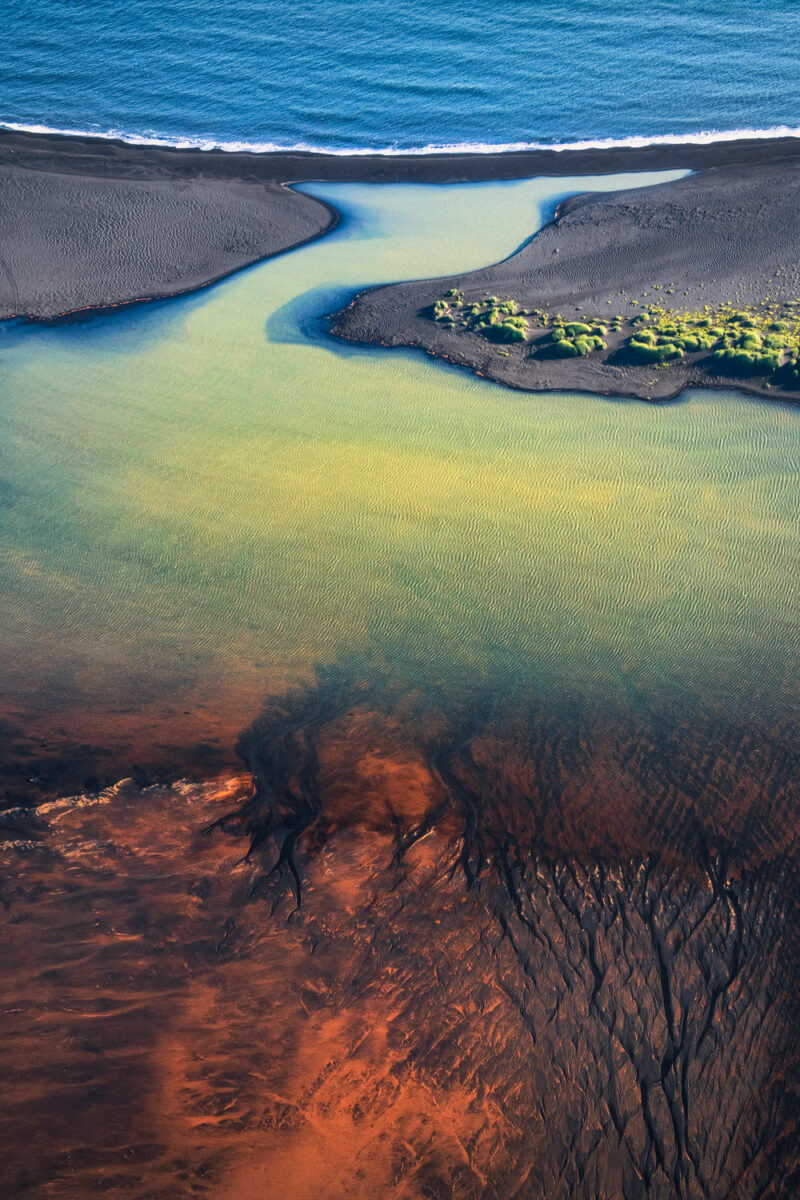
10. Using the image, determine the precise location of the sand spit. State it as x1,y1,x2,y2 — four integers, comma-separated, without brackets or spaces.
331,160,800,403
4,128,800,323
0,163,336,321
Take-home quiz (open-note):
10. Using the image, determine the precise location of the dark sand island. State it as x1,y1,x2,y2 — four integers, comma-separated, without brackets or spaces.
332,162,800,402
4,126,800,350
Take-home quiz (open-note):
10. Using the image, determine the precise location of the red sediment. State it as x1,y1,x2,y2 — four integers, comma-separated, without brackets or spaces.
2,689,799,1197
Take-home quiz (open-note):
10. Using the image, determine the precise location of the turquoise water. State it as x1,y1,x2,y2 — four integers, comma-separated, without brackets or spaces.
1,172,799,782
3,2,800,153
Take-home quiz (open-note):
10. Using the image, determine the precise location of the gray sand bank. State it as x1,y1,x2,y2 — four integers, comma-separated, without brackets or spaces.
0,163,335,319
3,128,800,323
331,162,800,402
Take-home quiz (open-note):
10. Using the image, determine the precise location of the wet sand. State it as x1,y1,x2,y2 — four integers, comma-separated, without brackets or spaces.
2,669,799,1198
3,128,800,322
332,161,800,402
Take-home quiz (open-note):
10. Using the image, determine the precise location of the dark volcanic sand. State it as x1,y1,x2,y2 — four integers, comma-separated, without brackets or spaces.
4,128,800,323
2,666,799,1198
0,163,336,320
331,162,800,403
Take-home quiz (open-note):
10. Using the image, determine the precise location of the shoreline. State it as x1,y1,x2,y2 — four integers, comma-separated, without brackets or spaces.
0,130,349,321
4,128,800,397
3,183,342,324
331,326,800,407
6,125,800,183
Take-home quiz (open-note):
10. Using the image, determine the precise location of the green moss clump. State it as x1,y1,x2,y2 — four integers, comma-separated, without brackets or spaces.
676,334,715,352
629,340,683,364
483,316,528,344
553,331,605,357
564,322,592,336
722,349,756,370
714,347,780,375
472,310,501,330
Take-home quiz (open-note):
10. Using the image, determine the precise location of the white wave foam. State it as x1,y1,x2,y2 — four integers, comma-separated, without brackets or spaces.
2,119,800,156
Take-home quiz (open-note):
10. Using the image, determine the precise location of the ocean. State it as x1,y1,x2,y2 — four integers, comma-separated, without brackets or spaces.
3,0,800,154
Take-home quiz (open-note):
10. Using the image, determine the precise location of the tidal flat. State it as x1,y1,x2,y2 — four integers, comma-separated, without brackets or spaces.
1,175,799,1197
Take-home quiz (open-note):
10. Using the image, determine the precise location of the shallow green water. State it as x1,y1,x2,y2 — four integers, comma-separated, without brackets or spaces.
1,170,798,781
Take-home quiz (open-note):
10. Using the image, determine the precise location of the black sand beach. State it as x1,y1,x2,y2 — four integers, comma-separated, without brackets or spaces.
3,127,800,340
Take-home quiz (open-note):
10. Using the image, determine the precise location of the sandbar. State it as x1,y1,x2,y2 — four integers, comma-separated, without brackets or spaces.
4,127,800,340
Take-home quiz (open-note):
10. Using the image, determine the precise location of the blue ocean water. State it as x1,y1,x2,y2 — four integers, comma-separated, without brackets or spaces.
3,0,800,154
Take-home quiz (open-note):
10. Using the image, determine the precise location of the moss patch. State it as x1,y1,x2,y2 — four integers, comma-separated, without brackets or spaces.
424,291,800,383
